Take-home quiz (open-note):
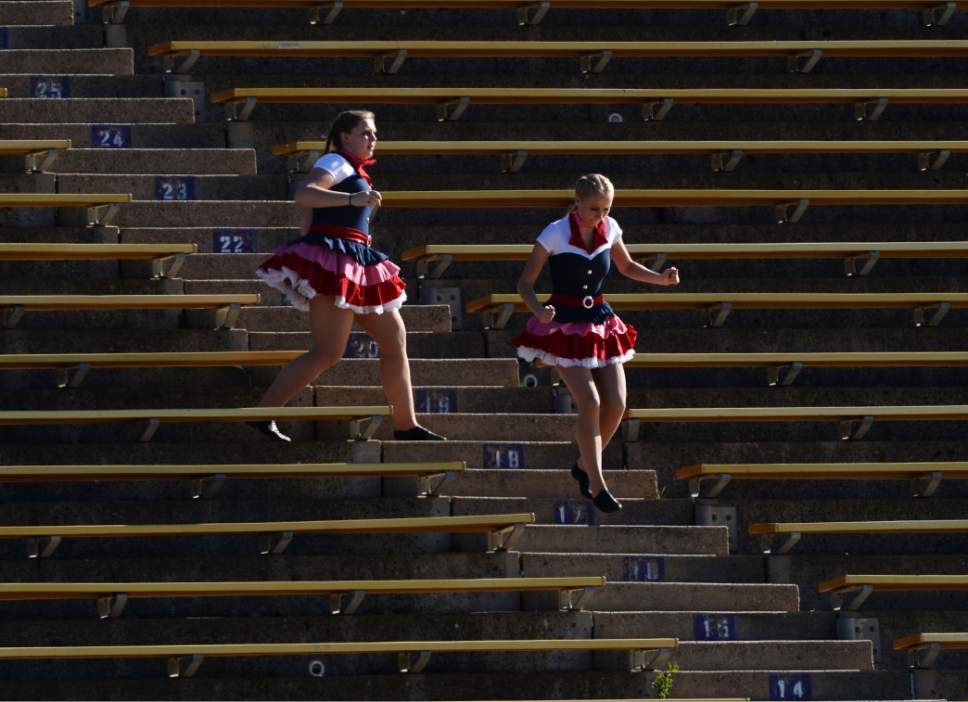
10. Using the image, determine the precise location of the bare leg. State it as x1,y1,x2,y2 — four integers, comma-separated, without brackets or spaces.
354,308,418,431
257,295,355,407
556,365,607,495
592,362,628,448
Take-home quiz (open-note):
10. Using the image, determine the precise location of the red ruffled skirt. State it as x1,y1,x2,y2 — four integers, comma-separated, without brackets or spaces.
256,241,407,315
513,315,637,368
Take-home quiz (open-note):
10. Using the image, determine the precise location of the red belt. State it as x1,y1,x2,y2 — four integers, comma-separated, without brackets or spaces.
548,293,604,310
307,224,371,246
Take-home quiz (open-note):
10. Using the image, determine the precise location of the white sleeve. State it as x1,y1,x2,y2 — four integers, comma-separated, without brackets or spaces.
311,153,356,185
607,216,623,244
535,221,559,255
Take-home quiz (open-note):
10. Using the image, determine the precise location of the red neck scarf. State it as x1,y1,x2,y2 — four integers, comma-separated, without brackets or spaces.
338,151,376,187
568,210,608,254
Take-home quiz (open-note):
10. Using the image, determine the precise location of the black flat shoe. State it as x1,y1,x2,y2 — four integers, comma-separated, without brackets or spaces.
247,420,291,442
593,489,623,514
393,425,447,441
570,463,593,499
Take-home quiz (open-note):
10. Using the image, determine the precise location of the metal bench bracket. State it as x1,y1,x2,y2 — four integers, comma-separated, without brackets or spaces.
762,531,800,554
88,203,120,227
436,96,470,122
767,362,803,387
417,254,454,279
374,48,408,75
559,585,595,611
227,96,258,122
913,301,950,327
726,1,758,25
854,96,889,122
631,646,672,672
788,48,823,74
710,149,744,173
690,473,732,499
56,362,91,389
26,535,62,559
844,250,880,277
140,417,161,443
167,654,205,678
160,252,187,279
621,418,641,443
259,530,294,555
349,414,382,441
913,470,943,497
398,650,432,673
486,302,516,330
97,592,129,619
191,473,226,499
775,198,809,224
308,0,343,24
918,149,951,171
164,49,200,75
3,304,25,329
418,471,454,497
24,149,59,174
489,523,524,552
922,0,956,25
501,149,529,174
517,0,550,25
101,0,129,23
214,302,241,331
642,98,674,122
839,415,874,441
704,301,732,328
330,589,366,615
580,49,613,75
908,642,943,668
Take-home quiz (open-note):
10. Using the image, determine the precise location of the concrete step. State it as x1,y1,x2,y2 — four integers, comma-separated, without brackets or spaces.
57,173,288,200
522,552,766,584
51,149,257,175
309,361,517,388
116,200,300,228
586,582,799,613
597,610,832,640
0,48,133,74
181,278,284,305
0,225,117,244
440,468,658,499
384,439,624,470
239,304,452,333
0,328,247,354
0,669,921,700
0,24,102,49
180,253,285,279
0,122,225,147
121,225,300,252
452,496,689,526
0,74,165,98
0,98,195,124
0,0,72,25
248,331,487,359
368,413,577,442
516,524,728,556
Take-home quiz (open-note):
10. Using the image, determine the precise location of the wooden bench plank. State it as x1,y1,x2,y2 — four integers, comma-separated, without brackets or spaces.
893,633,968,651
627,405,968,422
0,244,197,260
0,139,72,156
0,405,391,425
0,88,6,98
751,519,968,554
0,350,301,370
0,193,131,207
820,574,968,593
88,0,968,8
0,513,535,557
631,352,968,368
0,294,259,310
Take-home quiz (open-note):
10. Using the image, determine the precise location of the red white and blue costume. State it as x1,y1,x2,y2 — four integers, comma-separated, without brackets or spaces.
256,152,407,315
513,212,637,368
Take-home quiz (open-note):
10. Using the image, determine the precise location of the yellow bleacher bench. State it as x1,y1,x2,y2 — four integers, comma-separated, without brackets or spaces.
0,461,466,498
623,405,968,442
0,88,6,98
0,636,676,676
379,189,968,224
0,243,197,278
0,405,391,442
210,87,968,122
749,519,968,554
0,512,535,558
276,139,968,174
403,241,968,278
88,0,966,27
0,193,131,226
677,460,968,498
0,139,72,172
628,351,968,387
150,39,968,75
0,575,604,618
893,633,968,668
819,574,968,611
0,294,259,330
466,292,968,329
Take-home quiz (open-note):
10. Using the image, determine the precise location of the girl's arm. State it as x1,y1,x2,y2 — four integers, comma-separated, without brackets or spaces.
293,168,383,209
611,239,679,286
516,244,556,323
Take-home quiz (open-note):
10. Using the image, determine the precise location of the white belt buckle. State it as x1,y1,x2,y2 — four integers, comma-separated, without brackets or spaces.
581,295,595,309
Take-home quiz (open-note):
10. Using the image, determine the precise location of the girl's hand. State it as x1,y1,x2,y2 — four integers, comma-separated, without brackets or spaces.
352,190,382,207
537,305,556,324
661,267,680,286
